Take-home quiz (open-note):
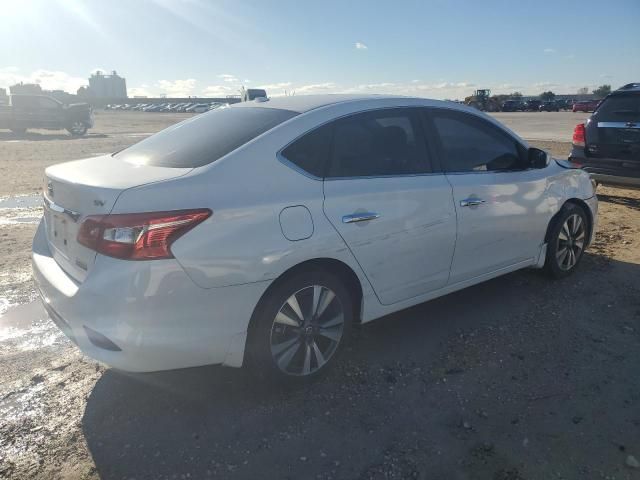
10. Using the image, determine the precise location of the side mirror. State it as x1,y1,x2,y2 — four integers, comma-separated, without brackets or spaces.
528,147,549,169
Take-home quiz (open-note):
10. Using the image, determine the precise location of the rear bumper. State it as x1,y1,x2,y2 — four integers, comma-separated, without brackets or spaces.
32,220,269,372
569,150,640,189
590,173,640,189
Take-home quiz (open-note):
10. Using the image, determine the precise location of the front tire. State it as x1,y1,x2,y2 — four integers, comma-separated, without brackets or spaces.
247,270,354,382
544,203,589,278
67,121,88,136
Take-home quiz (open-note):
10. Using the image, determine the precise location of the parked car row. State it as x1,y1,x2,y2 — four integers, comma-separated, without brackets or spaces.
499,99,597,112
105,102,228,113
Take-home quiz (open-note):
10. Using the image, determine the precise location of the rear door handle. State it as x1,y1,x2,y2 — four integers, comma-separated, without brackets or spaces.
342,212,380,224
460,198,485,207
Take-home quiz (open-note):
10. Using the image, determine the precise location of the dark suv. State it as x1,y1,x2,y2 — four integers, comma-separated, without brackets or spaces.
570,83,640,189
539,101,560,112
524,99,542,111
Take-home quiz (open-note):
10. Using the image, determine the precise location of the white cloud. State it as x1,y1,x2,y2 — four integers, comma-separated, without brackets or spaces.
296,82,338,93
202,84,239,97
156,78,197,97
543,48,556,54
355,42,368,50
129,86,153,97
0,67,87,93
258,82,293,90
218,74,239,83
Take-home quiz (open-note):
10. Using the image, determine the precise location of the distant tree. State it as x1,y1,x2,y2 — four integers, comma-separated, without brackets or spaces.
592,84,611,97
540,91,556,101
76,86,89,98
577,87,589,95
510,91,523,98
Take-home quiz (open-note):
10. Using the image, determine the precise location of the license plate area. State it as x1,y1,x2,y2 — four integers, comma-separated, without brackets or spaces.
48,212,72,257
620,128,640,144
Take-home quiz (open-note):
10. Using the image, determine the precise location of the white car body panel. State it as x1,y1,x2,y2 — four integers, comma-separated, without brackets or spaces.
323,175,456,305
445,168,552,284
32,94,598,373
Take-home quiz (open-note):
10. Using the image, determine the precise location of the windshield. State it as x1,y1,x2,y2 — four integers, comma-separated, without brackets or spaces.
115,106,298,168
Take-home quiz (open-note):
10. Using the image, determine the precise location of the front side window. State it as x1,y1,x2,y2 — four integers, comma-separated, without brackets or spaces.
327,109,431,178
430,110,523,173
116,106,298,168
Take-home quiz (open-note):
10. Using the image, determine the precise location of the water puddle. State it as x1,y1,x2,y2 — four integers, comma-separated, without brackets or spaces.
0,301,62,352
0,193,42,225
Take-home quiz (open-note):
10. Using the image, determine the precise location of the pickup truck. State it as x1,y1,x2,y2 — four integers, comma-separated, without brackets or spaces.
0,94,93,136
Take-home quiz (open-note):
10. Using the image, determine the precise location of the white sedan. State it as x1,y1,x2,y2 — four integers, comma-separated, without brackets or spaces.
32,95,598,381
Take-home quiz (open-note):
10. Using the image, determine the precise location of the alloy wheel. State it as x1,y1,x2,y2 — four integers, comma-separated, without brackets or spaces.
270,285,344,376
556,213,586,271
70,121,86,135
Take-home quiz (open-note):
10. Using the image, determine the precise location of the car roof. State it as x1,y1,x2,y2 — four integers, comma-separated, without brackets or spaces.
231,94,456,114
610,83,640,96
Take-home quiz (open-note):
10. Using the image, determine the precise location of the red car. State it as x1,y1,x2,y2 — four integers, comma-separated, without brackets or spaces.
572,100,600,112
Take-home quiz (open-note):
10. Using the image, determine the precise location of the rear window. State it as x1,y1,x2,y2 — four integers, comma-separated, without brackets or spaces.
596,94,640,119
115,106,298,168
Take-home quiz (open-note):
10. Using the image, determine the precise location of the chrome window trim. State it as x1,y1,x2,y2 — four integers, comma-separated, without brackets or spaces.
597,121,640,129
442,167,540,176
323,172,445,181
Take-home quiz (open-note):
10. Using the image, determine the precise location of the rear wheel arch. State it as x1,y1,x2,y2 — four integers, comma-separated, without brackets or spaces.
247,258,364,337
244,258,363,378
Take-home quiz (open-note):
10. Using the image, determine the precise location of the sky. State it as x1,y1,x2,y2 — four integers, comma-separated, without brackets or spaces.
1,0,639,100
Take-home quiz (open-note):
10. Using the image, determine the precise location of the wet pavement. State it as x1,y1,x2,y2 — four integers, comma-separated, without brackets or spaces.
0,194,42,226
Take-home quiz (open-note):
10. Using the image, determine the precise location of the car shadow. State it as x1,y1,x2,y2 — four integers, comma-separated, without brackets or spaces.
81,253,639,479
598,192,640,211
0,131,108,141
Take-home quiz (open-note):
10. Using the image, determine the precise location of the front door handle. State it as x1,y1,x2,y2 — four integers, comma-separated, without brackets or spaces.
342,212,380,224
460,198,485,207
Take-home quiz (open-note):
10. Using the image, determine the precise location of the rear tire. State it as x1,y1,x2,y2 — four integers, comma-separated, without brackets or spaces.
544,203,589,278
246,269,354,383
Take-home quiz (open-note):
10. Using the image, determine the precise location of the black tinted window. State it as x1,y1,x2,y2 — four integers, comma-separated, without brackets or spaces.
596,95,640,119
281,125,332,178
116,107,298,168
327,109,430,178
431,110,523,172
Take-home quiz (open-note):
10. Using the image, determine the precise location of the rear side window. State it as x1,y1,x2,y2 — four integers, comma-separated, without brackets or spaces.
430,110,523,173
116,107,298,168
327,109,431,178
280,124,332,178
595,95,640,119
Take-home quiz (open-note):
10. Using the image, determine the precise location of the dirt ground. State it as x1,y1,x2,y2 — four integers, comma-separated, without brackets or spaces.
1,112,639,479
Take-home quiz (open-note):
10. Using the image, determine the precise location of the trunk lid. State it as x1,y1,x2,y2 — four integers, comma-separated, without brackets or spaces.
43,155,191,282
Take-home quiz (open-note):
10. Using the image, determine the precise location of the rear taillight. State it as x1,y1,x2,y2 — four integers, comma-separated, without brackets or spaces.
572,123,586,147
77,209,211,260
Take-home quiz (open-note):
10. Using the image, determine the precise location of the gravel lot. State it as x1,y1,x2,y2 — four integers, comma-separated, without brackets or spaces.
1,111,639,479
